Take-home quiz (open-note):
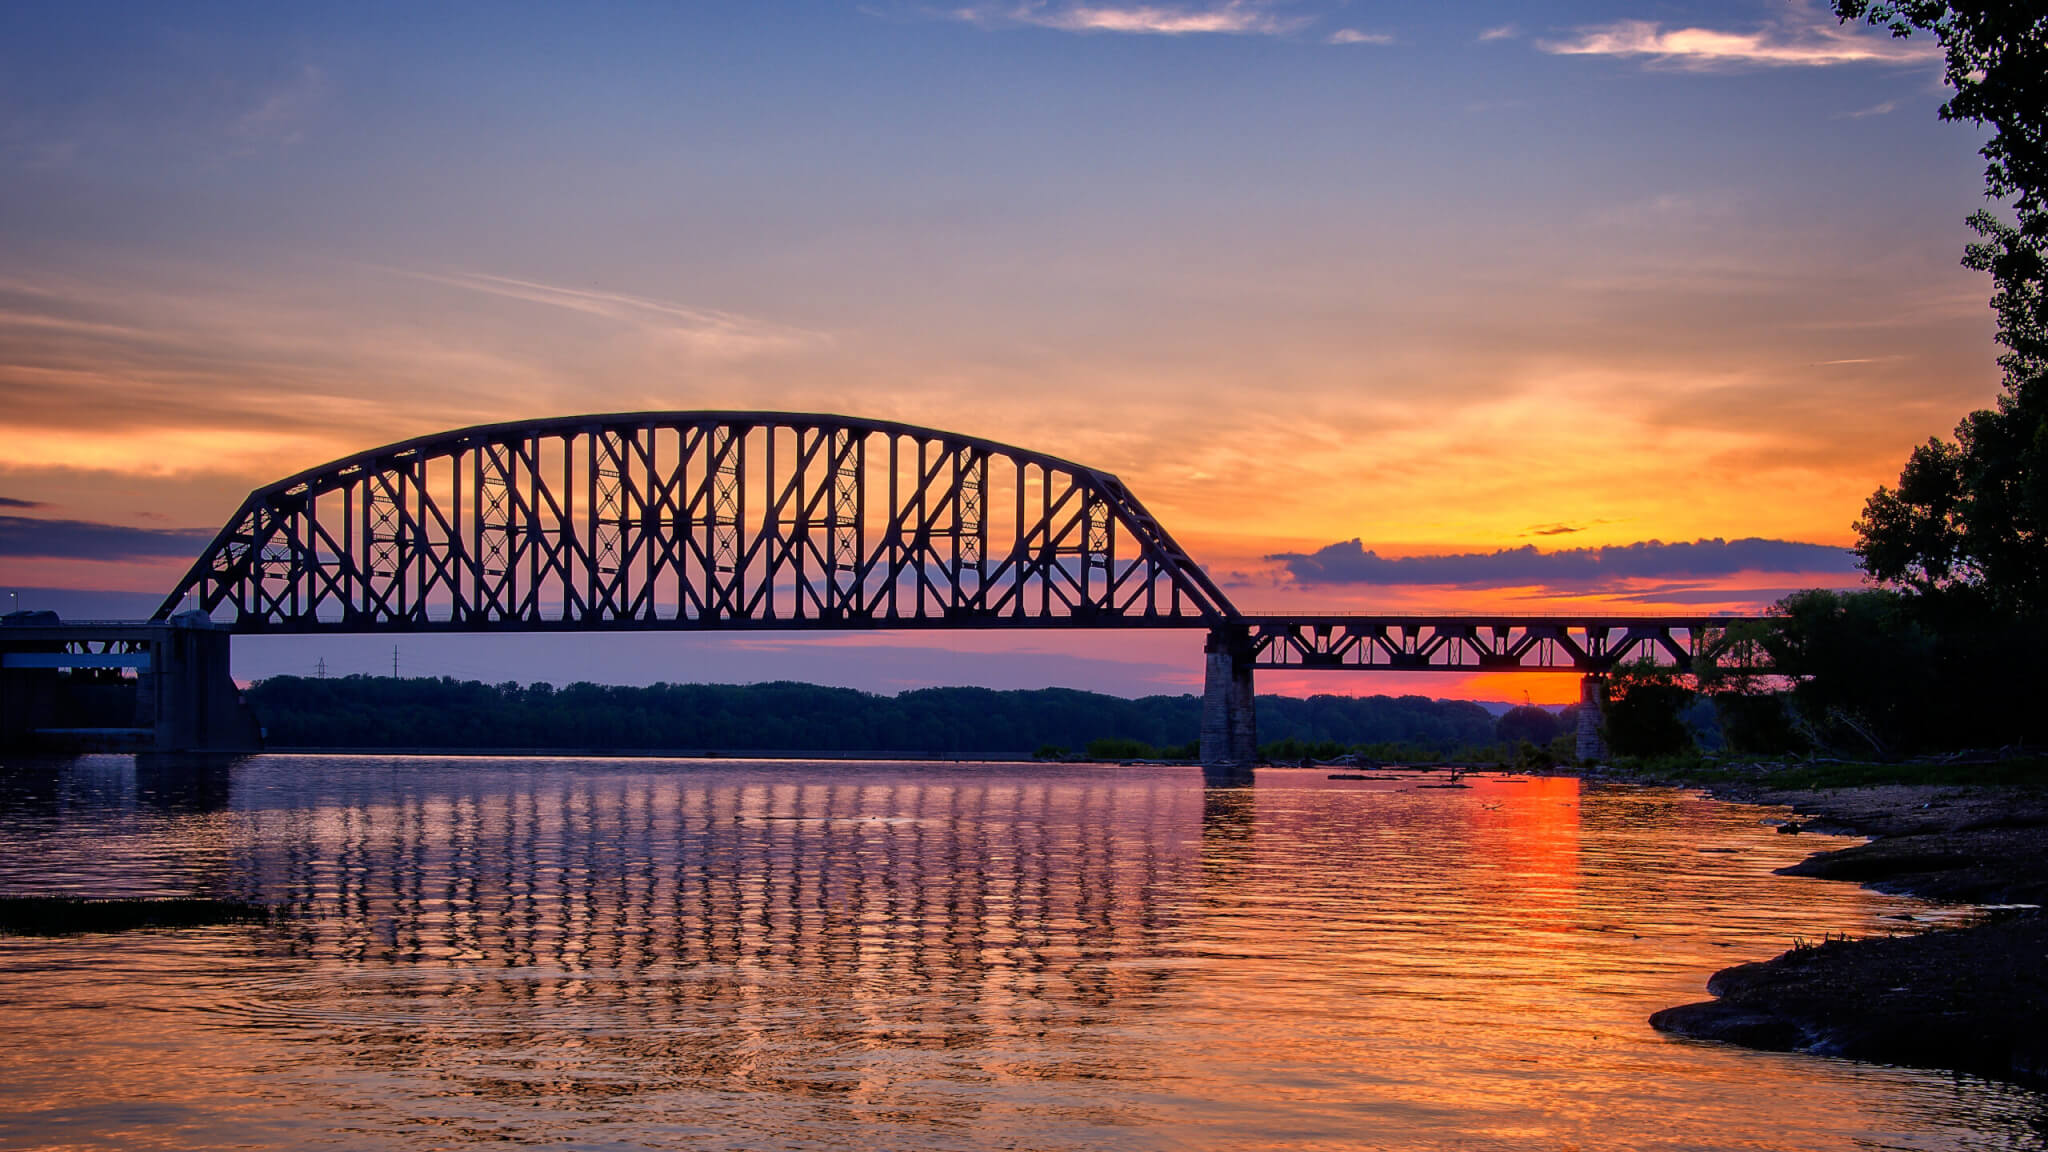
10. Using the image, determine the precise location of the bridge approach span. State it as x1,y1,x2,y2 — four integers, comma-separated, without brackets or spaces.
1240,615,1724,673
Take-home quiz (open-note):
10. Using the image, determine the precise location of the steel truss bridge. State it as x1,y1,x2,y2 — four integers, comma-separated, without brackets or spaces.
16,411,1747,759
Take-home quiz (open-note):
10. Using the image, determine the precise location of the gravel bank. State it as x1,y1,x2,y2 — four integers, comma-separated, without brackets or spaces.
1649,783,2048,1088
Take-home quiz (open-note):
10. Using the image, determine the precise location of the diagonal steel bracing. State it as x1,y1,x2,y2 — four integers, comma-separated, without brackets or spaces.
1236,615,1728,673
157,412,1237,633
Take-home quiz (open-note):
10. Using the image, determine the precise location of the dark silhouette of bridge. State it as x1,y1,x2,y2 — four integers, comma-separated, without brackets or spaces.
3,413,1744,761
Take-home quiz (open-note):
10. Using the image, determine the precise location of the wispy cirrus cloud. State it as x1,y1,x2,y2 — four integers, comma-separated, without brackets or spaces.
1268,537,1862,590
1327,28,1392,46
946,1,1304,36
1539,9,1940,70
231,63,328,144
410,270,827,359
1478,24,1518,42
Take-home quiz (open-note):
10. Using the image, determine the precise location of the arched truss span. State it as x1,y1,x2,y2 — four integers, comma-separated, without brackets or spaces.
156,413,1239,633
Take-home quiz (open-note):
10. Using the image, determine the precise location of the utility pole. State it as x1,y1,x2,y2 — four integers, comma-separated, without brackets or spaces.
392,646,399,679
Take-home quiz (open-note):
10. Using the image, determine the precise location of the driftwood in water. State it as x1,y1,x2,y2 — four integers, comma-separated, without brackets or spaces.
0,896,269,935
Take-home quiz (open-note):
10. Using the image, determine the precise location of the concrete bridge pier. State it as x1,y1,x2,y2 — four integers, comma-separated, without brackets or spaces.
144,618,261,752
2,613,260,753
1575,674,1607,763
1200,626,1257,769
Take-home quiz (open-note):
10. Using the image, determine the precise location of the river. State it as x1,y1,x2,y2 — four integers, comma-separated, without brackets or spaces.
0,756,2040,1150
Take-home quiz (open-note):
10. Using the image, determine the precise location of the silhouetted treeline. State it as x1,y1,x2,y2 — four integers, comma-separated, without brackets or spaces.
1694,590,2048,759
247,675,1499,759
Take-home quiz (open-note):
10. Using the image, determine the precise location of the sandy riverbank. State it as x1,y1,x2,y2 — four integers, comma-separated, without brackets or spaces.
1647,781,2048,1088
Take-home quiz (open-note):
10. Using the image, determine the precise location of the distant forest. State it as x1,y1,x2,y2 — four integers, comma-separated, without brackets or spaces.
246,675,1542,761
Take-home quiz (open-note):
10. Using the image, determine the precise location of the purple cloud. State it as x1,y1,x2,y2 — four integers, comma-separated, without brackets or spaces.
0,515,214,561
1269,537,1861,589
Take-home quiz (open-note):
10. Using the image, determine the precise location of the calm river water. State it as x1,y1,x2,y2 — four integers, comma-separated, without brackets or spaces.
0,756,2041,1151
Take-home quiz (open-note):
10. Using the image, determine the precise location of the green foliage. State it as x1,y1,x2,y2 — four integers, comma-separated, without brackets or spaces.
1085,736,1186,760
1762,590,1933,757
1256,735,1513,765
1031,743,1070,760
1855,385,2048,614
1697,589,2048,756
1255,694,1497,749
1621,752,2048,792
1495,704,1562,748
1710,691,1807,756
1752,755,2048,790
1259,737,1350,762
1600,659,1696,759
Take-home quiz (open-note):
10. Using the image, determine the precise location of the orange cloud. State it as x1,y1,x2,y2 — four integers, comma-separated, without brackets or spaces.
1540,13,1942,69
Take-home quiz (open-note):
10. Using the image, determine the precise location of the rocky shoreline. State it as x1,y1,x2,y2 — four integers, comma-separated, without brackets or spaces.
1647,781,2048,1089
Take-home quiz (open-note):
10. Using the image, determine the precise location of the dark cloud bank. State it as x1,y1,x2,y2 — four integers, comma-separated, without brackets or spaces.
1269,537,1861,589
0,515,213,561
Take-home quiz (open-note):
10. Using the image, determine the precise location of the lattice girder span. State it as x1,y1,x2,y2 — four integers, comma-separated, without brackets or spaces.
156,412,1238,633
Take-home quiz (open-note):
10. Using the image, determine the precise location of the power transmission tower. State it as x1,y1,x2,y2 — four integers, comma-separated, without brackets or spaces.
316,657,327,678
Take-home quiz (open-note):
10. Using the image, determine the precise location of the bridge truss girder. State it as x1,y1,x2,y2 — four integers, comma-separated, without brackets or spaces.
1239,615,1721,673
156,413,1238,634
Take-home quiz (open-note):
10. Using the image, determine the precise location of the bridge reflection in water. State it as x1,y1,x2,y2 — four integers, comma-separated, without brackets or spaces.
231,761,1205,1114
250,767,1196,969
0,757,2040,1150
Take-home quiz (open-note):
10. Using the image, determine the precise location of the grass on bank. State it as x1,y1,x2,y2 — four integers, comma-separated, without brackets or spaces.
1600,753,2048,791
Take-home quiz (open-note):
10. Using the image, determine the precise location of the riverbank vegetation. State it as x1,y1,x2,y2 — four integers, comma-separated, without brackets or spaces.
1595,749,2048,792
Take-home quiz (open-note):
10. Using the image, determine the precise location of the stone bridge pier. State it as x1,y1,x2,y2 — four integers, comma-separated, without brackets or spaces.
1576,673,1608,762
1200,626,1257,768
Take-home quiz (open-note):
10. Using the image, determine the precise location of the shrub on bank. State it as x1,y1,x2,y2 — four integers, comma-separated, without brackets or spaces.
1602,660,1697,759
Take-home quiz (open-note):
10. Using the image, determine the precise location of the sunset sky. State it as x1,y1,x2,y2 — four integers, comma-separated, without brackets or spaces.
0,1,2003,701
